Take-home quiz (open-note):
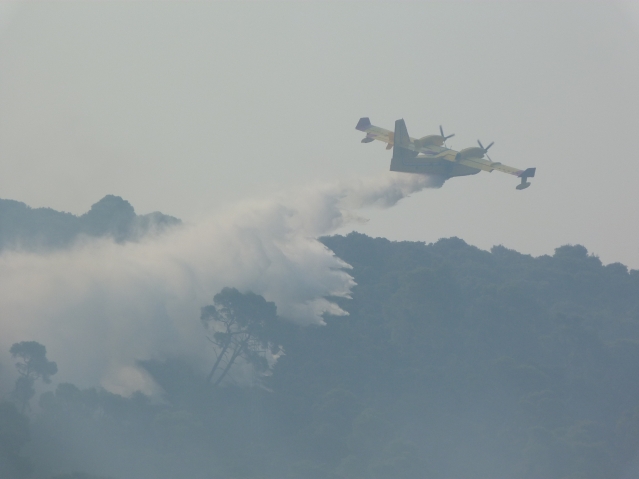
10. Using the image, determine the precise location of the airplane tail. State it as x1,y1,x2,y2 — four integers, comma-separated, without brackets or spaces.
356,117,372,131
391,119,417,171
516,167,536,190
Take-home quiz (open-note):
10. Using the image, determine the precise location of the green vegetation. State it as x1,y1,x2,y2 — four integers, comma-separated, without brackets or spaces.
0,195,180,252
10,342,57,413
3,232,639,478
201,288,282,387
0,401,31,479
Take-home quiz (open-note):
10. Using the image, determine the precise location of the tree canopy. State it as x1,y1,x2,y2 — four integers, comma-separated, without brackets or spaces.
10,342,58,413
0,195,180,252
200,287,282,386
5,232,639,478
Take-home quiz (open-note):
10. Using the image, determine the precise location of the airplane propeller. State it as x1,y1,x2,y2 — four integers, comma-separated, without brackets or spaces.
439,125,455,141
439,125,455,147
477,140,495,161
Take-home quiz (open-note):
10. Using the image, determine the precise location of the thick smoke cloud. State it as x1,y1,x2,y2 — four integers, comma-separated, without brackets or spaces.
0,172,441,396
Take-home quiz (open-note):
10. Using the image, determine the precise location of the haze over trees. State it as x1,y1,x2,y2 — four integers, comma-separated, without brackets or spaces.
201,288,283,387
10,342,57,414
1,199,639,478
0,195,180,252
0,401,31,479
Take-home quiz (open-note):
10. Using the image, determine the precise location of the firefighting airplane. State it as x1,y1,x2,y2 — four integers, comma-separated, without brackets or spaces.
356,118,536,190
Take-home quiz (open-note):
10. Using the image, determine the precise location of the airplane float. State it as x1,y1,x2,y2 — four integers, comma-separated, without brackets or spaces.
356,118,536,190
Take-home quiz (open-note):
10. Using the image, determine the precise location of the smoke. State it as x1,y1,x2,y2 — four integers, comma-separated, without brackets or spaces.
0,172,441,396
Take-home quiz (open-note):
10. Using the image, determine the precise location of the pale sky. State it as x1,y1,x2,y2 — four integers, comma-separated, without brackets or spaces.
1,1,639,266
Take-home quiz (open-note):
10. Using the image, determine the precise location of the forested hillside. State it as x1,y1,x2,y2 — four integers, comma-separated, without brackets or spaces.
0,195,180,251
2,232,639,479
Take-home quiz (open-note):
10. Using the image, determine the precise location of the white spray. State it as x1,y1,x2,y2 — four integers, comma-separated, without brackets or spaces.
0,172,441,395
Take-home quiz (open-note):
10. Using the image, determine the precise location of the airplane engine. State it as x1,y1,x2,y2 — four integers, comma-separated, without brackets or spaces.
415,135,444,148
456,147,485,160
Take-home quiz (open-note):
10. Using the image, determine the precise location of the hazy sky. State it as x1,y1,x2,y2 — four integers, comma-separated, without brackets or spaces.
1,1,639,266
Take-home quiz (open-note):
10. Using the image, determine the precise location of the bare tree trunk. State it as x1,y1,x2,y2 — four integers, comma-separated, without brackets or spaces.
206,341,231,384
206,321,235,384
213,335,250,388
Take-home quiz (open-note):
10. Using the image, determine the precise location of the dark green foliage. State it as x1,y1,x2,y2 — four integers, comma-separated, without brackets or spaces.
17,233,639,478
31,380,288,479
0,402,31,479
79,195,137,242
303,233,639,478
31,384,168,479
49,473,114,479
201,288,282,386
0,199,78,251
10,341,57,413
10,342,58,384
0,195,180,252
138,358,205,409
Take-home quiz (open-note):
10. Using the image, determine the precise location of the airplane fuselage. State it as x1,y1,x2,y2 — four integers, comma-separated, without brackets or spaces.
356,117,536,189
390,154,480,178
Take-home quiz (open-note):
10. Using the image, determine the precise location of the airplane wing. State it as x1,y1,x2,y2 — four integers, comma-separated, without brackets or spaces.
414,139,536,188
455,155,536,189
408,138,525,177
356,117,395,148
455,156,521,176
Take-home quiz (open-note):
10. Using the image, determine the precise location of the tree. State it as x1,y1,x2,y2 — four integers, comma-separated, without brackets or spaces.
50,473,115,479
201,288,281,387
0,401,31,479
10,341,57,412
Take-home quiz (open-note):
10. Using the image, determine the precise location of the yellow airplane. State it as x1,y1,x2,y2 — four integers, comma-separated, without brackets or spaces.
356,118,536,190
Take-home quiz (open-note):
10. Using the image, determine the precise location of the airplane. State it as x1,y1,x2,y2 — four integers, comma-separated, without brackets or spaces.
356,117,536,190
